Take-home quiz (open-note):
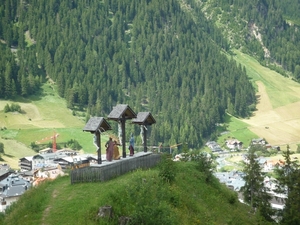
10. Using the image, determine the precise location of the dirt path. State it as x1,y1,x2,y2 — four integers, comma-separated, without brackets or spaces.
41,189,59,225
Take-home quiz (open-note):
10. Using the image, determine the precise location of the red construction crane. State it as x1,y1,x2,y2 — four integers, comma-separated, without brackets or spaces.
35,131,59,152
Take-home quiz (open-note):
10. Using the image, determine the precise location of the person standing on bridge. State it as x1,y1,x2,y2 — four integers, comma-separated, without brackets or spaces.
113,140,121,160
105,137,114,161
129,133,135,156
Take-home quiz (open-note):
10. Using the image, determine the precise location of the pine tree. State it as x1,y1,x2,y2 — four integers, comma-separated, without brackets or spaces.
21,73,28,96
274,145,300,225
241,146,274,221
4,62,12,98
0,142,4,156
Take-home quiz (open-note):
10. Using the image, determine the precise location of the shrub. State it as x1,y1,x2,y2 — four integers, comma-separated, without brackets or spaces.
4,104,10,113
227,192,237,205
158,154,177,183
191,151,215,183
3,103,22,113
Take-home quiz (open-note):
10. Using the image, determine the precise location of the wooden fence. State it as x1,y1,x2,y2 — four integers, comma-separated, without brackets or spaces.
70,153,161,184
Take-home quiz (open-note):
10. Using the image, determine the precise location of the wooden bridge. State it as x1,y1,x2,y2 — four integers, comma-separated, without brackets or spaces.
75,104,159,184
70,152,161,184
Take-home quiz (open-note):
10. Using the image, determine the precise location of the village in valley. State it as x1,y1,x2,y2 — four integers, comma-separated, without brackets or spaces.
206,137,299,210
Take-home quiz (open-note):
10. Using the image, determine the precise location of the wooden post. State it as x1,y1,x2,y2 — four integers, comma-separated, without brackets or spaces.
121,116,126,158
96,130,102,164
143,126,147,152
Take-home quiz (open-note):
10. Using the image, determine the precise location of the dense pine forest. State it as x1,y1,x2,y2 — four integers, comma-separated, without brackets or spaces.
202,0,300,79
5,0,300,148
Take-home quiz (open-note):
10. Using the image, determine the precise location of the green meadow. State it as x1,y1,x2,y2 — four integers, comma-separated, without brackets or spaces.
232,50,300,108
217,49,300,149
0,83,110,169
217,114,258,147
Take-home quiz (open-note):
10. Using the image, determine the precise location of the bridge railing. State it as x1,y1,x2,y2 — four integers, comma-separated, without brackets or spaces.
70,153,161,184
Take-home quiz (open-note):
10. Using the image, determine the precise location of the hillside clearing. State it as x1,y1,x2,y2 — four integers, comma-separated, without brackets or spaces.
233,50,300,147
0,83,100,169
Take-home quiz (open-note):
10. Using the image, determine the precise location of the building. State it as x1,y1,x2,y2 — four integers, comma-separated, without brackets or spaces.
206,141,223,152
225,139,243,150
54,154,97,170
0,174,31,212
19,156,33,171
0,164,13,181
251,138,266,146
214,171,245,191
32,152,66,170
19,149,78,171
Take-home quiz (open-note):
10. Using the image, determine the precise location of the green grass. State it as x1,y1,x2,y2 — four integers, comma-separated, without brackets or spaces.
232,49,300,108
217,114,258,148
0,82,112,169
1,162,267,225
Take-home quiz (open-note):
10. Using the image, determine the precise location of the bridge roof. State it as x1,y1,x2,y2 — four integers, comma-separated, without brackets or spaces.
83,117,112,133
132,112,156,125
107,104,137,121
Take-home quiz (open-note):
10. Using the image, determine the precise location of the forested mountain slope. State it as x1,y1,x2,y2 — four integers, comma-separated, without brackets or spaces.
201,0,300,79
0,0,257,147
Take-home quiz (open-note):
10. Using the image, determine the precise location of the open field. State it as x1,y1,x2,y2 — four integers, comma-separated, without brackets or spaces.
0,139,36,169
232,50,300,149
0,83,110,169
217,114,258,147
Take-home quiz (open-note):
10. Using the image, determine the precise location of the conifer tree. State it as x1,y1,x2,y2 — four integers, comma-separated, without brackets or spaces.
241,146,274,221
0,142,4,156
274,145,300,225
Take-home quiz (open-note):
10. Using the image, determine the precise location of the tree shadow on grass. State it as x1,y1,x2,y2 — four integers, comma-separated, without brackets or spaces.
3,153,14,158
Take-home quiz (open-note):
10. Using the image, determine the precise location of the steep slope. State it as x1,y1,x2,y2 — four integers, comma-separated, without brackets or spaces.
1,162,271,225
201,0,300,79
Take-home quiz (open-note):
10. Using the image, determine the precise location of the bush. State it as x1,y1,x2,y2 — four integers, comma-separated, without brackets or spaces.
3,103,22,113
191,151,215,183
4,104,10,113
158,154,177,183
227,192,238,205
64,139,82,150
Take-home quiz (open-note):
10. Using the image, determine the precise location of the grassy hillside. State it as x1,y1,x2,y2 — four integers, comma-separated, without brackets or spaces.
0,82,111,169
217,113,258,148
0,161,268,225
232,49,300,149
233,50,300,108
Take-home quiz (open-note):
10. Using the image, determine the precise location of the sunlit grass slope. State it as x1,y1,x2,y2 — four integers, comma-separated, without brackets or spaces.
0,82,109,169
233,50,300,109
1,162,266,225
222,49,300,148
